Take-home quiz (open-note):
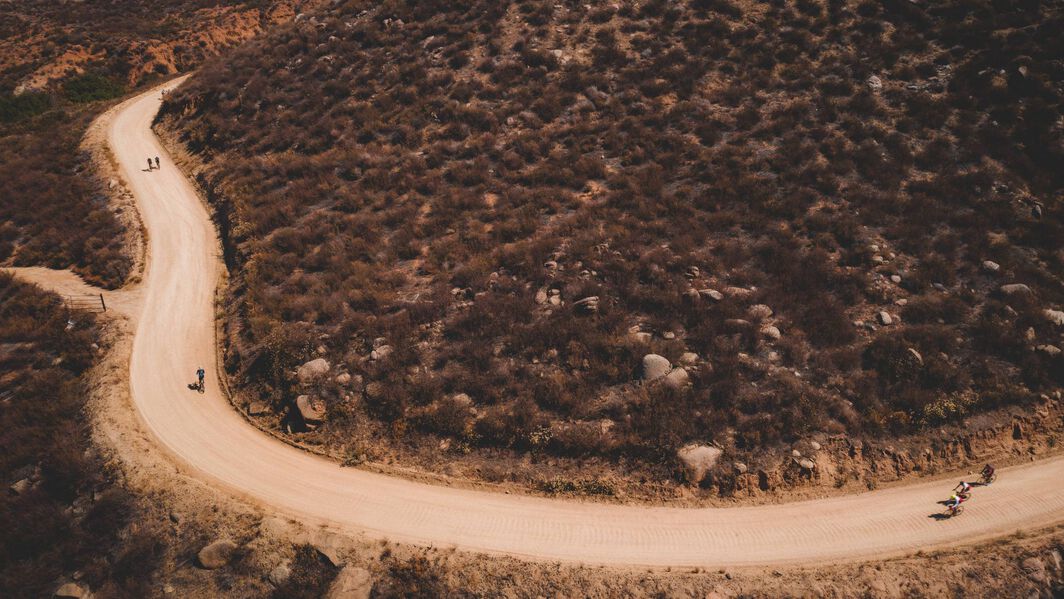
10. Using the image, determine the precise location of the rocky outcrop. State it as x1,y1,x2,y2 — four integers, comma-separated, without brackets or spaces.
54,583,92,599
677,444,722,485
197,539,239,569
325,566,374,599
642,354,671,381
296,395,326,423
297,358,330,383
1000,283,1032,296
663,367,690,390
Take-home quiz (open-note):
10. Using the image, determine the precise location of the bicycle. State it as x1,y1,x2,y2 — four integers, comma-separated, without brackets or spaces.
944,504,965,518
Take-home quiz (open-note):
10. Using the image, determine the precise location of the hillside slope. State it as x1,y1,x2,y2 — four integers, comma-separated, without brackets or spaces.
158,0,1064,495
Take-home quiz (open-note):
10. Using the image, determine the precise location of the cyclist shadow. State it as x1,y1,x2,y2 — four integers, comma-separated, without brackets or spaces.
928,512,954,520
187,382,204,393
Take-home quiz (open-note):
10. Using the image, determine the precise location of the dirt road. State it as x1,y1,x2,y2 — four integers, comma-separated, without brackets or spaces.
13,80,1064,569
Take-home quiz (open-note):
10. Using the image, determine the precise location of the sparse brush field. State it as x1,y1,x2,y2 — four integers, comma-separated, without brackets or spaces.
157,0,1063,495
0,0,310,288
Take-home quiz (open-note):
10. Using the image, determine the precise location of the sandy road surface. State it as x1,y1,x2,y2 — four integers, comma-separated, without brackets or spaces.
10,80,1064,569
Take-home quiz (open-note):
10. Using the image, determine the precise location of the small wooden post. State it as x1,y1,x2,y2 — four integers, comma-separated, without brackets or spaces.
99,293,107,312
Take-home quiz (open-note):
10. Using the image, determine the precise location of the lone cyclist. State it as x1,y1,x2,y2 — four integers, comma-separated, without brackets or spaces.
196,367,205,392
981,463,995,484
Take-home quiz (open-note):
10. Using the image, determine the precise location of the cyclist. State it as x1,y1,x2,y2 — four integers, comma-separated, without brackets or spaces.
945,492,967,515
196,367,205,392
953,480,972,494
155,156,160,169
981,463,995,484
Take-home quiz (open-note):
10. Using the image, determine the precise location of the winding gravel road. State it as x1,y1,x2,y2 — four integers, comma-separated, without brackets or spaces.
14,80,1064,569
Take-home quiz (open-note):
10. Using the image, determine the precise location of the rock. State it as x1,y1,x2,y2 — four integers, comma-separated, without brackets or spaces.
573,296,600,314
297,358,330,383
1044,309,1064,326
760,325,782,340
723,286,752,298
534,289,548,304
642,354,672,381
370,345,393,360
335,372,352,386
798,458,816,471
1021,557,1047,583
247,401,268,416
364,382,383,400
1050,550,1062,572
982,260,1000,273
54,583,91,599
296,395,326,422
734,462,748,474
906,349,923,369
867,75,883,91
663,367,690,390
549,294,562,306
679,352,700,366
890,274,902,284
791,449,802,458
677,444,723,485
724,318,751,331
315,544,344,568
1036,345,1062,357
1000,283,1032,296
699,289,724,301
748,304,773,319
269,563,292,586
10,478,31,495
630,331,652,344
325,566,373,599
197,539,238,569
877,311,893,326
810,441,821,451
662,331,676,340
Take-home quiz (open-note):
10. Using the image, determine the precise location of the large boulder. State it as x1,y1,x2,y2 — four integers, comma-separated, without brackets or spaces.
1021,557,1047,583
325,566,374,599
269,562,292,586
760,325,782,340
197,539,239,569
747,304,773,319
296,395,326,422
54,583,92,599
1000,283,1032,296
1045,309,1064,327
677,444,723,485
297,358,330,384
663,367,690,390
642,354,671,381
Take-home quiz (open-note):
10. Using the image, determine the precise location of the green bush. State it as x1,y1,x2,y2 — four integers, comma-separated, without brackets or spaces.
62,73,124,103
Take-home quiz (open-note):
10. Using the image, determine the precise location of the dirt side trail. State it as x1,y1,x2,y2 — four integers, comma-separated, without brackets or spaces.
9,79,1064,570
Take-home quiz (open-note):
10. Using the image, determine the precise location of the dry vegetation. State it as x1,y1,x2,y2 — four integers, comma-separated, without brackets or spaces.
0,0,309,288
157,0,1063,492
0,274,159,597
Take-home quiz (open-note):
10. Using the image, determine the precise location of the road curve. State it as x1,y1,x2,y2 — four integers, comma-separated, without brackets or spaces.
97,79,1064,568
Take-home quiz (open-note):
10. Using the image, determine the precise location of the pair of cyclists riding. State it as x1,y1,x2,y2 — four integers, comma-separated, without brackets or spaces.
944,464,995,517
